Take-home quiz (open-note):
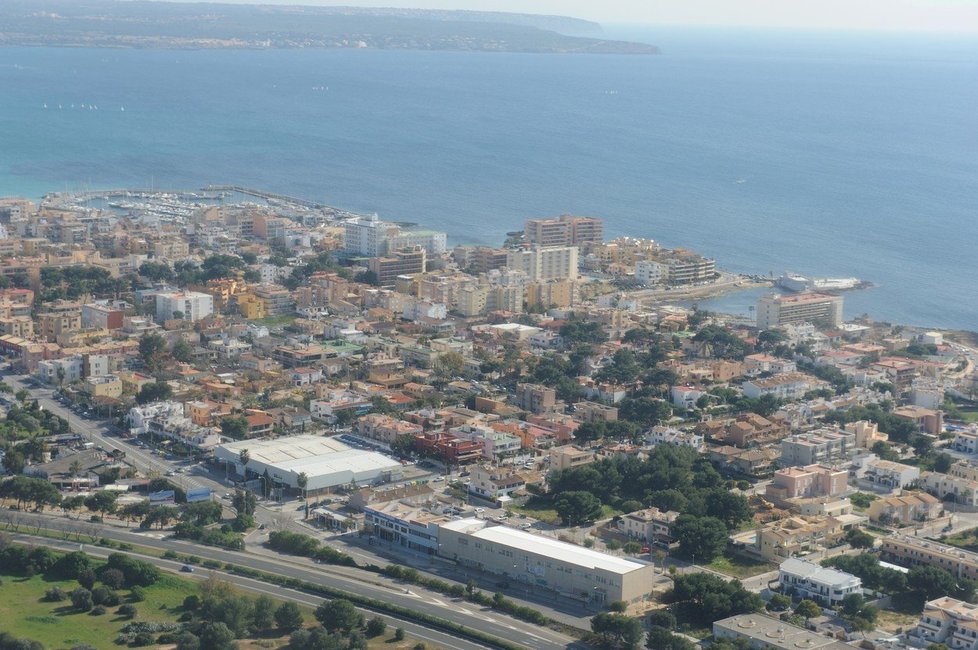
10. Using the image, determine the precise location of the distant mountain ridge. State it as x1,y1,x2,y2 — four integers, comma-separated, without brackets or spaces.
0,0,659,54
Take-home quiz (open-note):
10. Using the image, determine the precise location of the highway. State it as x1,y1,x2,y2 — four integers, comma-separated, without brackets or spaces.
7,531,490,650
5,510,578,650
1,372,579,647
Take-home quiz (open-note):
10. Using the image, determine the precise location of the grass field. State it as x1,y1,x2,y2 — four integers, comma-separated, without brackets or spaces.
959,408,978,424
0,565,438,649
707,552,776,578
0,572,194,648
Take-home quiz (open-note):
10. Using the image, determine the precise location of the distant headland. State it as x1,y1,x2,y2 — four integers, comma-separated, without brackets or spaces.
0,1,660,55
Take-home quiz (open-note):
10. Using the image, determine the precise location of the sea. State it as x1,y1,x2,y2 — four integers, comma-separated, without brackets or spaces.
0,27,976,330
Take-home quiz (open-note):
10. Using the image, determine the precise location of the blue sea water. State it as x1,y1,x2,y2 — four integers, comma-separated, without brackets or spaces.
0,28,976,329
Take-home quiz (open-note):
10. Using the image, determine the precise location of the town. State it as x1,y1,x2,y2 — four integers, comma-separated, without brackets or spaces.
0,188,976,650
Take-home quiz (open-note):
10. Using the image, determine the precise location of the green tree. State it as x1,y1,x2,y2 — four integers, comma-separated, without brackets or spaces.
172,339,195,363
136,381,173,404
221,416,250,441
84,490,118,521
315,598,363,633
275,601,304,632
197,622,237,650
767,594,791,612
138,333,167,373
590,612,643,650
645,626,695,650
665,573,763,627
671,515,728,563
554,491,603,526
845,528,875,549
252,595,276,633
795,599,822,621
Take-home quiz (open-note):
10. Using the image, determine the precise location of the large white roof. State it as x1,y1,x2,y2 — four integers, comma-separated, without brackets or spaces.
219,434,350,465
441,518,647,575
216,434,401,486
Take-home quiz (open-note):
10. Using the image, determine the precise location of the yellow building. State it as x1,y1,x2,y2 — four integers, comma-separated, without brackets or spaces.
237,293,267,320
82,375,123,399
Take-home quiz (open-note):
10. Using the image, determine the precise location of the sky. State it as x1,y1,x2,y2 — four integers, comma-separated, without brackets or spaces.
167,0,978,33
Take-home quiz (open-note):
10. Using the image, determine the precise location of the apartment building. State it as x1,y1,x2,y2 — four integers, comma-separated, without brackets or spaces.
524,215,603,247
921,471,978,506
617,507,679,546
646,426,705,451
368,246,426,285
438,518,655,604
574,401,618,424
505,246,579,282
513,383,557,415
356,414,423,445
81,303,124,330
766,464,848,502
844,420,888,449
778,557,861,606
780,429,855,467
867,492,942,526
855,458,920,490
743,372,824,400
881,535,978,581
467,465,526,500
548,445,596,472
913,597,978,650
155,290,214,323
755,516,845,561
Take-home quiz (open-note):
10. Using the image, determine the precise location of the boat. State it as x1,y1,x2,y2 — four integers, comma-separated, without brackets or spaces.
777,272,863,292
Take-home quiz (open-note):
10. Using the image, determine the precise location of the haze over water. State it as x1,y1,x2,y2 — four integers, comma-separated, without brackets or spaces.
0,28,975,329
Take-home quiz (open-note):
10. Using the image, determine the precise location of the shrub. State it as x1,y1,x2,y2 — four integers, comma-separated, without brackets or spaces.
394,628,405,641
162,550,179,560
183,595,201,611
44,587,67,602
100,568,125,589
648,609,677,630
365,616,387,637
90,605,107,615
70,587,93,611
131,632,155,647
118,604,137,619
91,585,120,607
129,586,146,602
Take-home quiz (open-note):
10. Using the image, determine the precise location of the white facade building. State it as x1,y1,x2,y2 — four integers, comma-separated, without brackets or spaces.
506,246,579,282
778,557,861,606
634,260,664,286
155,290,214,323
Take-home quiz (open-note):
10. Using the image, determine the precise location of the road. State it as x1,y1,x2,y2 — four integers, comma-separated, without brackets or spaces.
8,531,489,650
4,510,578,650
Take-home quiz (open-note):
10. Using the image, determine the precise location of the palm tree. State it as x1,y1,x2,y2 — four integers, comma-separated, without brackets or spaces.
239,449,250,480
296,472,308,519
68,460,82,477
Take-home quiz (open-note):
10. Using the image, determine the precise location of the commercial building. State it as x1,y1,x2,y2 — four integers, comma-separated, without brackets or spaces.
363,501,445,554
713,614,857,650
756,292,844,330
505,246,579,282
215,434,403,495
155,290,214,323
780,429,855,467
652,254,717,285
881,535,978,580
778,558,862,606
343,214,446,257
438,518,656,604
912,597,978,650
524,215,603,247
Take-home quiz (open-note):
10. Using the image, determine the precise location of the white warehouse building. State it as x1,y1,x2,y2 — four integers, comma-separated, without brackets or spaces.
215,434,403,494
